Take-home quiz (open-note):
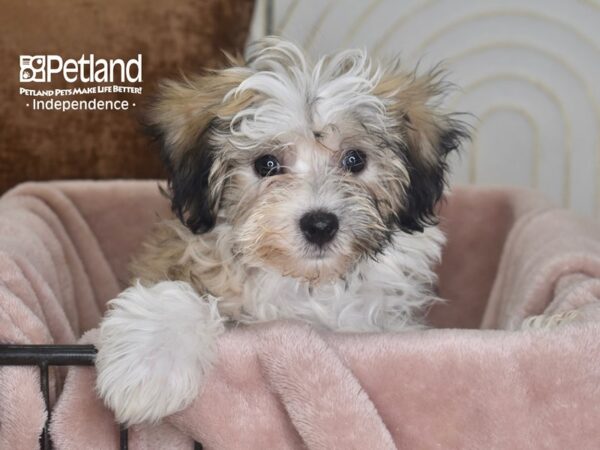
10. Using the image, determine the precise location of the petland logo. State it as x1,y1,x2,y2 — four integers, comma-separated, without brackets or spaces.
19,54,143,111
20,54,142,83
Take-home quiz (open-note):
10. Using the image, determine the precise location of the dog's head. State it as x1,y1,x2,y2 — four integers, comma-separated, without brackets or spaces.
148,37,468,282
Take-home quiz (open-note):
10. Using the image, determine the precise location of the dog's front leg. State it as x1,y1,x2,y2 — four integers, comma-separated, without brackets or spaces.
95,280,225,425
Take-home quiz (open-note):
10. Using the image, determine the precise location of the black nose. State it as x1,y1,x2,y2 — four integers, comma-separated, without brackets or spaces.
299,210,339,246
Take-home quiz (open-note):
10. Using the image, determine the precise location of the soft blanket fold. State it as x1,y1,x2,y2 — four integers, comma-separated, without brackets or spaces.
1,181,599,450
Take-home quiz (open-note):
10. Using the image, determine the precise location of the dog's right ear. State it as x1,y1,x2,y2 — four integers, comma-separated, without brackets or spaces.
147,70,252,233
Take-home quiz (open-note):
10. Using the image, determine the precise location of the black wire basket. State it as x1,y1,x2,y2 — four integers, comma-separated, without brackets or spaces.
0,344,202,450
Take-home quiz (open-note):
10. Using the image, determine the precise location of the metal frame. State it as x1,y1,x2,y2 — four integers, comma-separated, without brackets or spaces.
0,344,202,450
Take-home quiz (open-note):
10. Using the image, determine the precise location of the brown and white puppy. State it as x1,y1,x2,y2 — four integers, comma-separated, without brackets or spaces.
95,37,469,425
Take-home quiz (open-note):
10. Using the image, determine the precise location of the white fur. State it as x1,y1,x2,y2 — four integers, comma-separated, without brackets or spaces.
520,310,579,330
225,37,389,150
228,226,445,331
95,281,224,425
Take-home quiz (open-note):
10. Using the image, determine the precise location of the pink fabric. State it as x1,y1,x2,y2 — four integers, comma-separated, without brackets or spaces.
1,181,599,449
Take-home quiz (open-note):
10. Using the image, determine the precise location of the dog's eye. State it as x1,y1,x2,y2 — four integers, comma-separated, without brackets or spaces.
341,150,366,173
254,154,282,177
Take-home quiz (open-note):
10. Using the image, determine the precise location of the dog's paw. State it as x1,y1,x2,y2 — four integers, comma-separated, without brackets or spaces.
95,280,224,425
521,310,579,330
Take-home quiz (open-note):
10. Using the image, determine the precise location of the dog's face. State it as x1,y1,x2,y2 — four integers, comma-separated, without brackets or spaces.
148,38,468,283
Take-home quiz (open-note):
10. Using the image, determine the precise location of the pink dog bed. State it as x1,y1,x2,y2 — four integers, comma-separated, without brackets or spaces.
1,181,599,449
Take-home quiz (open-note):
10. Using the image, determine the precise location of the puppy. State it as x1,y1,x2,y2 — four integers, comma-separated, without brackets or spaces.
95,37,468,425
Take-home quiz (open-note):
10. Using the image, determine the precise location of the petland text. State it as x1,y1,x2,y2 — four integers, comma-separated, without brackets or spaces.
20,54,142,83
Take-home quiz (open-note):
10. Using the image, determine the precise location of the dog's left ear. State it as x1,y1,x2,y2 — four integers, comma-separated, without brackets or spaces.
147,70,251,233
375,69,470,233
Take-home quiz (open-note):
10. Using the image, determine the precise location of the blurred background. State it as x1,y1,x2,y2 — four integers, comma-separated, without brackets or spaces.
250,0,600,218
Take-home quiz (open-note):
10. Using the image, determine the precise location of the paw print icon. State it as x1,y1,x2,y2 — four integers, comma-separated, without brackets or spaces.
20,56,46,82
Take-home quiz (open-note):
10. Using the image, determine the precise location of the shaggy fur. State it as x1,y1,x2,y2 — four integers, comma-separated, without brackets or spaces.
95,37,469,425
95,281,224,424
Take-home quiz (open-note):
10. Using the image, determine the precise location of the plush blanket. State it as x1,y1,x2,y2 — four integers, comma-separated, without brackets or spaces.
0,181,599,450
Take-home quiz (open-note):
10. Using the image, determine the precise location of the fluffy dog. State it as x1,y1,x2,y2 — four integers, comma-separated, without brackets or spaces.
95,37,469,425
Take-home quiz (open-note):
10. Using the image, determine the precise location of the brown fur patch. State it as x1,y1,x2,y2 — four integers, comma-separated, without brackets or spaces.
147,69,255,163
129,221,192,284
130,219,246,317
374,68,449,166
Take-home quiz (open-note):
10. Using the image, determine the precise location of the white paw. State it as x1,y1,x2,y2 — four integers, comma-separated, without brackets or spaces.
95,280,224,425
